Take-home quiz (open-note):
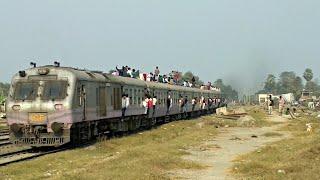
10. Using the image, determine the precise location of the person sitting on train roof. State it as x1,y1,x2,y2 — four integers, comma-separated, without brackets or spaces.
158,75,164,83
116,66,125,76
154,66,160,77
146,72,153,81
183,81,189,87
111,70,119,76
163,75,168,83
132,69,140,79
154,66,160,81
127,67,133,77
192,76,196,85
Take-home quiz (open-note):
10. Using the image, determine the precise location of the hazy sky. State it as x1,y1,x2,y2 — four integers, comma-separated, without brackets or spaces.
1,0,319,94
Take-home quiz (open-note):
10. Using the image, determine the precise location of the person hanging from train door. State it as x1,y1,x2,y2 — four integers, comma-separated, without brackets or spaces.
208,98,213,111
202,97,206,110
147,95,153,116
166,93,173,115
192,97,197,111
152,95,158,117
143,96,149,114
121,94,128,121
179,95,184,113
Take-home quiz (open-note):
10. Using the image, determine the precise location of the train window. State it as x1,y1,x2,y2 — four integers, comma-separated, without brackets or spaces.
137,89,141,105
77,87,82,106
129,89,133,105
42,81,68,100
124,88,128,95
14,82,39,101
134,89,137,105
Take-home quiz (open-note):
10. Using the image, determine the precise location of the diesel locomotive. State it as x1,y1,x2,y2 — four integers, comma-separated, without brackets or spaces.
6,64,222,147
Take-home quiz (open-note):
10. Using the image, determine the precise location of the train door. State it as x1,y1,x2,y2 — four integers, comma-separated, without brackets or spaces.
78,82,87,120
112,85,122,111
99,86,107,117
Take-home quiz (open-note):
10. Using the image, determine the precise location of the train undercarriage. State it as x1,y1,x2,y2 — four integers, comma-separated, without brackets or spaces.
10,108,217,147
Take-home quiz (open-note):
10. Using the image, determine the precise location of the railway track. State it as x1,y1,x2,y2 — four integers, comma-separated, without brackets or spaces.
0,141,93,167
0,135,9,146
0,147,68,167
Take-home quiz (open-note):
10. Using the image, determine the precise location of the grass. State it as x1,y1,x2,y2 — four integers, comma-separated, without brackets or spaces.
0,116,220,180
245,106,275,127
233,115,320,180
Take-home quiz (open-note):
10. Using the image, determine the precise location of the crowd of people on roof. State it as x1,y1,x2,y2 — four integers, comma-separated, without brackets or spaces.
110,65,221,92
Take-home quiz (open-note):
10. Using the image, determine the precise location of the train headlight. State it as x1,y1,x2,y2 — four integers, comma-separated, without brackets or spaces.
54,104,64,111
51,122,63,134
12,105,21,111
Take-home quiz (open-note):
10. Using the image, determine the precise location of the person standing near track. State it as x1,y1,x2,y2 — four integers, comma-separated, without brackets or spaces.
268,95,274,115
278,96,285,115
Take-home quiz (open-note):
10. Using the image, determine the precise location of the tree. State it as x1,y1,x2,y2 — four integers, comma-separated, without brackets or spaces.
305,81,318,92
303,68,313,82
0,83,10,97
214,79,224,89
276,72,303,100
213,79,238,100
182,71,203,86
263,74,277,94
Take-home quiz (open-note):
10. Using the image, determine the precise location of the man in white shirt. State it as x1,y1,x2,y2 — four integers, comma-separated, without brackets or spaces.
152,96,158,116
127,68,133,78
121,94,129,120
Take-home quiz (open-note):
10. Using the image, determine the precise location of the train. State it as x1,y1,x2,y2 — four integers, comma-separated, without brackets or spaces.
6,64,222,147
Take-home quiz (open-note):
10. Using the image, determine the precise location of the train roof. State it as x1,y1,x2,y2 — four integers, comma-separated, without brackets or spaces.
15,65,220,94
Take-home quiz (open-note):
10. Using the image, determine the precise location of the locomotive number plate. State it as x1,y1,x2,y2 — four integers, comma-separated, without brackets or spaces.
29,113,47,123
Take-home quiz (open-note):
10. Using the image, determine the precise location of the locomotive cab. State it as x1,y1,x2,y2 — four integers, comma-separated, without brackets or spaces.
6,66,75,146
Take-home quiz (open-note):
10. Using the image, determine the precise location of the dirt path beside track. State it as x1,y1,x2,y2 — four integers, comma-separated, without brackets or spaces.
171,115,290,180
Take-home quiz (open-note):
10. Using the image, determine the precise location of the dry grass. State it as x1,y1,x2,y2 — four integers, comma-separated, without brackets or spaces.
0,116,220,180
233,115,320,180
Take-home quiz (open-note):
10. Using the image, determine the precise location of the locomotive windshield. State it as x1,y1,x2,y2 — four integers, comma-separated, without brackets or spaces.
42,81,68,100
13,82,39,100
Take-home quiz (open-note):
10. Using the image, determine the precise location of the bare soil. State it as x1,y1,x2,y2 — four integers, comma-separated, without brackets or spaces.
171,115,290,180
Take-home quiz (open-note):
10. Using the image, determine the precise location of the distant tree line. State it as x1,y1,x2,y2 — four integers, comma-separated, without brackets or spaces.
0,82,10,102
182,72,238,100
213,79,239,101
257,68,320,99
171,72,238,100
